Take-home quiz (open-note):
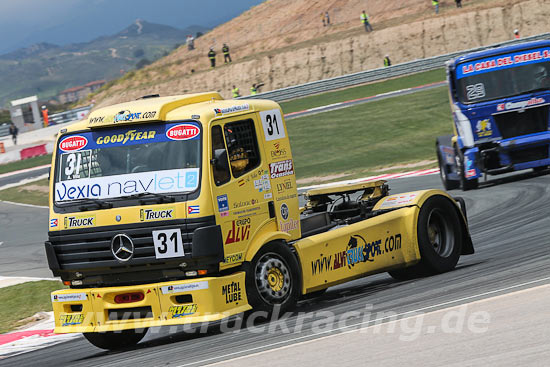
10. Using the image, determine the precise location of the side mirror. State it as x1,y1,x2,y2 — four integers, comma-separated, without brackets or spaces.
212,149,229,171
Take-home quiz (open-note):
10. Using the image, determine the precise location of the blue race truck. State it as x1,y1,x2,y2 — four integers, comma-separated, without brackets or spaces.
437,40,550,190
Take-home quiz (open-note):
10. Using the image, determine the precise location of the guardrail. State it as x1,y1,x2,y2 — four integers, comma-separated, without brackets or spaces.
244,33,550,102
0,124,9,137
48,105,91,126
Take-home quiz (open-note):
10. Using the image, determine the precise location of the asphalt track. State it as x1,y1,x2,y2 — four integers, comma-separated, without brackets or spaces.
0,167,549,366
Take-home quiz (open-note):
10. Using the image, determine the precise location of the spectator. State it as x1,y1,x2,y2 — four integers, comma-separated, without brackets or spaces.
250,82,264,95
384,55,391,67
455,0,462,8
514,29,520,39
186,35,195,51
41,105,49,127
208,48,216,68
9,122,18,145
232,85,240,98
222,43,232,64
433,0,440,14
361,11,373,32
325,11,330,26
322,13,326,27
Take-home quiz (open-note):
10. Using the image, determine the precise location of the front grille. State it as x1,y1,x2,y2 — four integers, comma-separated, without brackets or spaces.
509,146,549,165
48,217,215,271
493,105,549,139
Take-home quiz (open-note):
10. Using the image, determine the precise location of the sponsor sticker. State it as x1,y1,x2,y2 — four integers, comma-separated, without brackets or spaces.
213,104,250,116
188,205,200,214
64,215,96,229
161,281,209,294
379,193,418,209
166,124,200,140
224,252,244,265
280,203,289,220
269,159,294,179
60,314,84,326
140,207,175,222
114,110,156,123
217,194,229,214
52,293,87,302
50,218,58,228
225,218,251,245
221,281,243,304
55,168,199,202
169,304,197,318
497,97,545,112
59,136,88,152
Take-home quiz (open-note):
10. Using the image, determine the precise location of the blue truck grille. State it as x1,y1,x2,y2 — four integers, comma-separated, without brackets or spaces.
493,105,549,139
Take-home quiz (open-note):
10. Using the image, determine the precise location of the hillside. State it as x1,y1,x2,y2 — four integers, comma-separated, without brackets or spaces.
0,20,208,106
87,0,550,109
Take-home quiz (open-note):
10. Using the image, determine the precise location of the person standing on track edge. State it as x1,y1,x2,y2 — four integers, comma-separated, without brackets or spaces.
433,0,440,14
222,43,232,64
384,55,391,67
9,122,18,145
232,85,240,98
208,48,216,68
361,11,373,32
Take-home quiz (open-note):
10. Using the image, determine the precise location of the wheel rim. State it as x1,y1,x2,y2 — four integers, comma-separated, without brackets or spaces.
426,209,454,257
254,252,292,304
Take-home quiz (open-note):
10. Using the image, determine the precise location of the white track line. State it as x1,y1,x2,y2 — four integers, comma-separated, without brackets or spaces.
0,164,51,179
0,200,48,209
178,276,550,367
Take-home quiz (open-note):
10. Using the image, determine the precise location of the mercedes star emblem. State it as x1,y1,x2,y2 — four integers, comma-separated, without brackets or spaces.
111,234,134,262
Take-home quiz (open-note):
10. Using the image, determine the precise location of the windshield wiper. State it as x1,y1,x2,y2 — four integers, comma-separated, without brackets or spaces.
122,192,176,204
77,198,113,211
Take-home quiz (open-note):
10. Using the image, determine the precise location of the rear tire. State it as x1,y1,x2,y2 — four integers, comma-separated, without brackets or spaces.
83,328,148,350
436,144,459,190
244,242,301,314
389,196,463,280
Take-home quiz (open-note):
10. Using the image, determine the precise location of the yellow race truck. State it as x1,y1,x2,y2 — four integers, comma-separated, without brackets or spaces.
46,93,474,349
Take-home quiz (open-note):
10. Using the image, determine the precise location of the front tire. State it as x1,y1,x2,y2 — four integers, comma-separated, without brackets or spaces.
83,328,148,350
389,196,463,280
437,146,459,190
244,242,301,314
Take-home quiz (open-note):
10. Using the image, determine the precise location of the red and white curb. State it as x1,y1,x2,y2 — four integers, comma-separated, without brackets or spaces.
299,168,440,190
0,312,81,358
0,277,81,358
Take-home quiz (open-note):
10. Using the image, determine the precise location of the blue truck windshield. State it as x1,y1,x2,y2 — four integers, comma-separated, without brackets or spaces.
456,47,550,104
54,122,201,203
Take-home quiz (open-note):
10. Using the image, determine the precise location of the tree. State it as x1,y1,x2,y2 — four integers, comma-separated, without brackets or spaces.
133,49,145,58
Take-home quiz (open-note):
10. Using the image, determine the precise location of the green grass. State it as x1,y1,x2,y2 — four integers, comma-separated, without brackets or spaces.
0,281,66,333
0,154,52,175
280,69,446,114
287,86,452,183
0,178,49,206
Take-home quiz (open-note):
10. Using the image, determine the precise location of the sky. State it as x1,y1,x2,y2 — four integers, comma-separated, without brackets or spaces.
0,0,264,54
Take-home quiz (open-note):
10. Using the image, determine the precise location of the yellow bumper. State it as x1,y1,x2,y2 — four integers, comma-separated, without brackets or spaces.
51,272,250,333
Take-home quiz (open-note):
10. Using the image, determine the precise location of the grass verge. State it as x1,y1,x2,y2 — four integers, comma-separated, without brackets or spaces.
0,280,65,334
0,178,49,206
0,154,52,175
288,86,452,183
280,68,446,114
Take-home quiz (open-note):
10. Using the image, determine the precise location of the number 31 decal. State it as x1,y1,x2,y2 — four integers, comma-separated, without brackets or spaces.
260,109,285,141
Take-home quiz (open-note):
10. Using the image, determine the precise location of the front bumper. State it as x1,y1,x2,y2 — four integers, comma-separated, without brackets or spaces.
51,272,250,333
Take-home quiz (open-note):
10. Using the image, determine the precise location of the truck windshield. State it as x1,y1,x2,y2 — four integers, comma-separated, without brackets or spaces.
456,47,550,104
54,122,201,203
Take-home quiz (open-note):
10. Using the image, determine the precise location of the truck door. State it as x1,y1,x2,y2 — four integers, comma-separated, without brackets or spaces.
210,114,273,266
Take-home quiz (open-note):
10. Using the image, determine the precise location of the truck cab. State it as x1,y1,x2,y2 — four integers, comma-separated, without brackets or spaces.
437,40,550,190
47,93,473,350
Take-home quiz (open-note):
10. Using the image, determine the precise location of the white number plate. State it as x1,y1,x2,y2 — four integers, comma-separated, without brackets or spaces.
260,109,285,141
152,229,184,259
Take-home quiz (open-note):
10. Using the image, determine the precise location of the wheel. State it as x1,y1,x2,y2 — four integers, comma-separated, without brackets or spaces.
244,242,301,314
436,144,459,190
83,328,148,350
389,196,463,280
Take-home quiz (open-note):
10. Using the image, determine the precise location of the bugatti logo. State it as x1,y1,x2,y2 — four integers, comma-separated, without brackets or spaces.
111,234,135,262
